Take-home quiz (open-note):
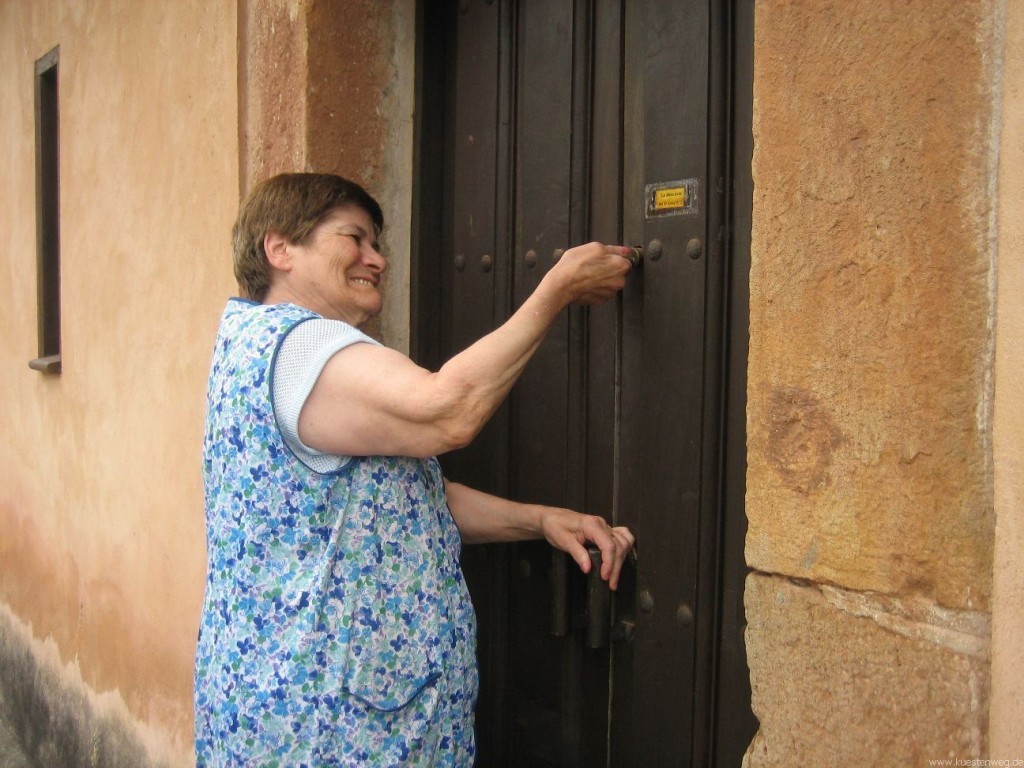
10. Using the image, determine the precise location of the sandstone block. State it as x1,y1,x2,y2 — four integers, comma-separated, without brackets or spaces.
746,0,998,609
744,573,989,766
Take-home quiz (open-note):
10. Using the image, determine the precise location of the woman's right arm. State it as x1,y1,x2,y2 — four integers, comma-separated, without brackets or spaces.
297,242,632,459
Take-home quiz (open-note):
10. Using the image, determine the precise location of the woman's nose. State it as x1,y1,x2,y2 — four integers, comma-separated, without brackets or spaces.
364,245,387,272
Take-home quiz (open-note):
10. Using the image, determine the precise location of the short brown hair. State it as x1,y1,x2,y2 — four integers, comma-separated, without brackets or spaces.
232,173,385,301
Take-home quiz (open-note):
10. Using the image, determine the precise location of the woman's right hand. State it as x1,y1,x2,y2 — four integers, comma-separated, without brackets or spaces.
543,242,634,306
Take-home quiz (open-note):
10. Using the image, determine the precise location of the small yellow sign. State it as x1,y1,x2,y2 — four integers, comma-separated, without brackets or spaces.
645,178,699,218
653,186,687,211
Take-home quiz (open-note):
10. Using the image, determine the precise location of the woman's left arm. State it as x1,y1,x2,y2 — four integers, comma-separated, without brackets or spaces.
443,479,635,590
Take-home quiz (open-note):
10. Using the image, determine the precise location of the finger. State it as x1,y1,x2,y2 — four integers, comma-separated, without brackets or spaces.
613,526,636,550
603,528,634,590
611,246,638,270
603,547,623,590
564,538,592,575
579,280,626,305
586,527,620,585
608,245,635,268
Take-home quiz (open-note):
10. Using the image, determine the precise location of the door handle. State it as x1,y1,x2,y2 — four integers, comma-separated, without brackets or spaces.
549,548,615,647
627,239,665,266
586,547,611,648
551,550,570,637
550,547,637,647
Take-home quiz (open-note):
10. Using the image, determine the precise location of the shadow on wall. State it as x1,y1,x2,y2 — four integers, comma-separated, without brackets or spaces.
0,612,168,768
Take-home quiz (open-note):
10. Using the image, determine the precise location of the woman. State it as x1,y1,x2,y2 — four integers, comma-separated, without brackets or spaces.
195,173,635,766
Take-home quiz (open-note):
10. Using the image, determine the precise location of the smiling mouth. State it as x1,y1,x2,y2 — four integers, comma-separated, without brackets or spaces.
351,278,377,288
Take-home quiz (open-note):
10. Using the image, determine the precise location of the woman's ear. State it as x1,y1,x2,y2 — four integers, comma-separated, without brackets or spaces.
264,231,292,271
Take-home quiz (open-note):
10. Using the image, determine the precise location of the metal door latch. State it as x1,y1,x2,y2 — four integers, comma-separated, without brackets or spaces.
551,546,638,648
586,548,611,648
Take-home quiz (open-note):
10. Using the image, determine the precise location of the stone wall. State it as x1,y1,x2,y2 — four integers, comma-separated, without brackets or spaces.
745,0,1003,763
240,0,416,351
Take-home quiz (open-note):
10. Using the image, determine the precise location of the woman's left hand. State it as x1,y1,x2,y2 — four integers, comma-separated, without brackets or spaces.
539,509,636,590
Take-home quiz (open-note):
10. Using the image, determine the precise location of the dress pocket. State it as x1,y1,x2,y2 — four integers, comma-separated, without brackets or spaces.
342,577,444,712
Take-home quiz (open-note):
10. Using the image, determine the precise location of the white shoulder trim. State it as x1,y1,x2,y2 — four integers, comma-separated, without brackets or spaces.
272,317,381,474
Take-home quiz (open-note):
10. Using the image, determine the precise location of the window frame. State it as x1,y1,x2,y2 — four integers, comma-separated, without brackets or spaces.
29,45,61,374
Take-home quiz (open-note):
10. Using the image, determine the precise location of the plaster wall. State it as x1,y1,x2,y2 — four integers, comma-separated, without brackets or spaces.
745,0,1004,763
992,0,1024,756
0,1,239,762
0,0,418,761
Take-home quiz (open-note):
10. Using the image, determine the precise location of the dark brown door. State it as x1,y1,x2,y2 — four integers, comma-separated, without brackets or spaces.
413,1,755,765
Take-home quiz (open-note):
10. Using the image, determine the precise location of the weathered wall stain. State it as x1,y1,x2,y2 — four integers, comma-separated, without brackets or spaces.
0,608,168,768
0,504,193,764
765,386,844,493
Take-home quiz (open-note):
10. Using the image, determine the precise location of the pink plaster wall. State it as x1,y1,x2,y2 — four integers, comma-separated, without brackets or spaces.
0,1,239,761
992,0,1024,756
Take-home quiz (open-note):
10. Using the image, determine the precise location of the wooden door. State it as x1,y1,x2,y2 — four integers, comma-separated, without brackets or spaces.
412,1,755,765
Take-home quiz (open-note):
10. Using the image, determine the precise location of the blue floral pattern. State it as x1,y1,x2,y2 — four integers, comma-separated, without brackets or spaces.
195,300,478,766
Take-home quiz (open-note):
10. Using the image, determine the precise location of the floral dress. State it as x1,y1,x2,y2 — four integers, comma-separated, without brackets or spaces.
194,300,478,767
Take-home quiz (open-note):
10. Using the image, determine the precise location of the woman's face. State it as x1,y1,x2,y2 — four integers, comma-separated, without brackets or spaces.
285,205,386,326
